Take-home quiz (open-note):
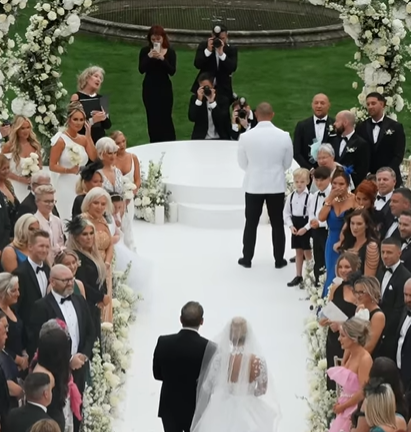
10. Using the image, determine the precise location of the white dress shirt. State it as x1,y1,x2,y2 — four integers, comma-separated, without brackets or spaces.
51,290,80,356
27,401,47,413
339,130,355,156
372,115,384,144
309,184,331,228
313,115,328,143
195,99,219,140
381,260,401,297
385,217,399,239
397,313,411,369
28,257,48,297
238,122,293,194
375,191,393,211
283,188,311,230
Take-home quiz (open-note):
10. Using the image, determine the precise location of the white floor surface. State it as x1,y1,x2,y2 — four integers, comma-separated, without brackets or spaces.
115,220,310,432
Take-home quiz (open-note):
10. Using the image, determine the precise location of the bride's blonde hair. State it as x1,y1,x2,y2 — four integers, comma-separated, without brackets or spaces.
230,317,248,345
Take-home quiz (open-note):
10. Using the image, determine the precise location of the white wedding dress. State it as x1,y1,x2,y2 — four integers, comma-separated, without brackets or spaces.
122,157,136,251
50,133,88,222
3,153,30,202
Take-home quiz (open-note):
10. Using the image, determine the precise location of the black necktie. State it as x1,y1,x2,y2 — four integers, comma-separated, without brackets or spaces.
36,266,45,274
316,119,326,124
318,192,325,198
376,195,386,201
384,267,393,274
372,121,383,129
60,296,72,304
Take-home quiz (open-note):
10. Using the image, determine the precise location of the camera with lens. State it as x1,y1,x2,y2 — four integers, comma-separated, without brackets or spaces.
212,37,222,49
203,85,212,97
212,25,223,50
235,97,248,123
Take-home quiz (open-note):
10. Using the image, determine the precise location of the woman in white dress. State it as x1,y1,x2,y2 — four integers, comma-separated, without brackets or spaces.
49,102,97,221
191,317,281,432
1,116,42,202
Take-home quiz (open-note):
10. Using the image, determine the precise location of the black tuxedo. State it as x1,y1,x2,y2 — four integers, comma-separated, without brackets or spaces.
0,192,11,252
401,241,411,272
5,402,50,432
330,132,370,187
395,308,411,392
13,260,50,344
356,116,406,186
153,329,209,432
375,198,395,238
188,94,231,140
190,42,238,101
16,192,60,220
0,363,10,431
293,116,335,170
377,263,411,358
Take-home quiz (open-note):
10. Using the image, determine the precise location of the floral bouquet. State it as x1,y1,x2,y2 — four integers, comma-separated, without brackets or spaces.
20,152,40,177
67,143,83,167
122,176,137,201
285,169,294,197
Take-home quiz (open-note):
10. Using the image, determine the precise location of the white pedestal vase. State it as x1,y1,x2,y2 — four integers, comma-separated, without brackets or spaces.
155,205,165,225
168,202,178,223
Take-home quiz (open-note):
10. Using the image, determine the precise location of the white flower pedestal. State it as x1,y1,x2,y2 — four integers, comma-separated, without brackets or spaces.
168,202,178,223
155,205,165,225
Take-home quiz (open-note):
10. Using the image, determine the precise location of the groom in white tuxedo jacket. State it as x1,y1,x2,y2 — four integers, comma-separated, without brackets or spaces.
237,102,293,268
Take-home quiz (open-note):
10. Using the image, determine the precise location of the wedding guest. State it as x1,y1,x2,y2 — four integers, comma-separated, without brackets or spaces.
153,301,209,432
283,168,312,287
399,211,411,271
188,73,231,140
0,190,11,253
356,92,406,186
375,167,396,216
71,66,111,144
5,372,53,432
1,214,39,272
54,250,86,298
17,171,60,219
0,154,20,234
319,253,360,390
139,25,176,143
191,25,238,102
0,313,11,431
353,180,380,232
1,116,42,202
309,166,331,285
377,237,411,359
34,186,64,264
237,102,293,269
13,229,51,341
30,419,61,432
327,317,372,432
330,110,370,188
384,188,411,240
293,93,334,173
319,167,356,296
49,102,97,222
96,138,123,195
353,277,385,357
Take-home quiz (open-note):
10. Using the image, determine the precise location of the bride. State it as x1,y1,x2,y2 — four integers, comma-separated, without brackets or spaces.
191,317,281,432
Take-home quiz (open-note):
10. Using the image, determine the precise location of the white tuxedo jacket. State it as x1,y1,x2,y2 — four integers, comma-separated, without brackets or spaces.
238,121,293,194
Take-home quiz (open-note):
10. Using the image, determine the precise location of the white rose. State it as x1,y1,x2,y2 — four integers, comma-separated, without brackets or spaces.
19,1,26,8
395,95,404,112
38,105,47,114
354,51,361,60
392,36,401,46
376,86,384,94
358,92,366,104
47,11,57,21
84,0,92,6
58,46,64,54
386,96,394,107
352,81,358,89
349,15,359,25
57,7,65,15
42,3,51,12
68,36,74,44
52,71,60,78
34,63,42,69
0,15,7,24
364,30,372,39
377,46,387,55
40,73,48,81
43,116,50,124
7,39,15,49
63,0,74,9
44,36,52,45
3,4,11,12
66,13,81,33
399,74,406,82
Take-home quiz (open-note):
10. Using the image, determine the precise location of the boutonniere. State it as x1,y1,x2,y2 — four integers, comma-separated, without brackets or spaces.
328,125,335,134
346,147,357,153
386,129,394,135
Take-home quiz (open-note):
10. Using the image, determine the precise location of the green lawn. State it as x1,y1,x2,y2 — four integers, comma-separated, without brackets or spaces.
11,8,411,152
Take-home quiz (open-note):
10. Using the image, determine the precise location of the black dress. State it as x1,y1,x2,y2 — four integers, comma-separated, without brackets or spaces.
139,46,177,143
71,194,85,219
370,307,385,359
326,283,357,390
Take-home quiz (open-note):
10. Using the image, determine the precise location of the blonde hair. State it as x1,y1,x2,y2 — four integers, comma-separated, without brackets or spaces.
95,137,118,159
354,276,381,303
0,154,13,192
110,130,124,142
12,214,39,249
230,317,248,345
66,101,86,126
54,249,80,267
8,116,41,165
81,187,113,215
341,317,370,347
77,66,105,92
0,273,18,300
30,419,61,432
293,167,310,184
364,383,397,429
34,185,55,201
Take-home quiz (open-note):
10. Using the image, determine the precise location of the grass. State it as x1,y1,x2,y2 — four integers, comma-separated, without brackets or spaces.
11,8,411,151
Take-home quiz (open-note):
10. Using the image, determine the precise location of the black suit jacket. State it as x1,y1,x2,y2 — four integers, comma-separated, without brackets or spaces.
401,241,411,272
0,192,11,252
377,263,411,358
153,329,209,427
356,116,406,186
4,403,50,432
375,199,395,239
330,132,370,187
293,116,335,170
190,42,237,100
16,192,60,220
395,308,411,391
188,94,231,140
230,112,258,140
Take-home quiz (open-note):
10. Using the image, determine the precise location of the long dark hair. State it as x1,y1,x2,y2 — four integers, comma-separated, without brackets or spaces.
37,328,71,409
340,208,378,251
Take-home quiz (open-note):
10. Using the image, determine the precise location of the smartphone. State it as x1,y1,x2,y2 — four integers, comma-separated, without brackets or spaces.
153,42,161,53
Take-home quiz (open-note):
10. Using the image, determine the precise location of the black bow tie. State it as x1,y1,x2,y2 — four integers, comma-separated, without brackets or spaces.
318,192,326,197
372,121,383,129
384,267,393,274
60,296,72,304
316,119,326,124
376,195,386,201
36,266,45,274
342,136,349,142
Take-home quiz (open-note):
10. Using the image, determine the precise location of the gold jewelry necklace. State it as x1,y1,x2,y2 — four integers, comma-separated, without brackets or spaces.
334,194,350,203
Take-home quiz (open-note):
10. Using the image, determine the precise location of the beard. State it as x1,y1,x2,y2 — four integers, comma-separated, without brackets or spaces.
335,125,345,135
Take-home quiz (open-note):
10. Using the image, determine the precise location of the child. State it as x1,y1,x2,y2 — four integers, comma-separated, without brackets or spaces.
309,166,331,286
284,168,312,287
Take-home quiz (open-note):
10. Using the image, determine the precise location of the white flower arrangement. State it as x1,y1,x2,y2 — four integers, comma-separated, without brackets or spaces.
285,169,294,197
135,153,172,223
122,176,137,201
67,142,83,167
20,152,40,176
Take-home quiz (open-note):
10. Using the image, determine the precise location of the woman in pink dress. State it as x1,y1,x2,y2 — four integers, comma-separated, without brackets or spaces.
327,317,373,432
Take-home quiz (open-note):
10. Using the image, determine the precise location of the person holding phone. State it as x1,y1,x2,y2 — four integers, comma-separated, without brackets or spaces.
139,25,177,143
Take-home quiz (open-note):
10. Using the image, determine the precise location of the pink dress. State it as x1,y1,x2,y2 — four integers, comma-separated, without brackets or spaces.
327,366,361,432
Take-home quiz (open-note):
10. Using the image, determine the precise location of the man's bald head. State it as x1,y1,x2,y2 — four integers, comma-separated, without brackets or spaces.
255,102,274,122
50,264,72,279
337,110,356,126
312,93,330,118
334,110,356,135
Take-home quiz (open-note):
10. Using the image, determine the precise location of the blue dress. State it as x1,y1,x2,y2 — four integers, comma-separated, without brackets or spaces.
322,208,347,297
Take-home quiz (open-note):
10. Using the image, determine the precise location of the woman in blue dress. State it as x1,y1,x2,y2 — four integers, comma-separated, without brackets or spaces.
319,166,356,297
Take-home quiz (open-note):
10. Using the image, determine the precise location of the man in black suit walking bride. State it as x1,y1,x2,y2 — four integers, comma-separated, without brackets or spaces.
153,301,209,432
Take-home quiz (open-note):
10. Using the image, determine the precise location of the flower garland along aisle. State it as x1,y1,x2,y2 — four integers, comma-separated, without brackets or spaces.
135,153,172,223
308,0,411,119
302,266,336,432
81,263,139,432
0,0,27,121
10,0,94,158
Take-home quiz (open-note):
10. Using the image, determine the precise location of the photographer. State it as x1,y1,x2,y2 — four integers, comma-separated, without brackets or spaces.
191,25,238,102
231,97,257,140
188,73,231,140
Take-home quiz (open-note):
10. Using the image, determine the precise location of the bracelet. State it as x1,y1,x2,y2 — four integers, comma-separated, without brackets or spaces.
324,201,332,207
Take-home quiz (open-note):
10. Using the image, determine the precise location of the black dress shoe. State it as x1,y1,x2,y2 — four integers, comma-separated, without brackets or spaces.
290,256,296,263
287,276,303,287
238,258,251,268
275,259,287,269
